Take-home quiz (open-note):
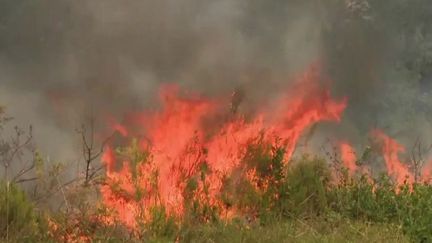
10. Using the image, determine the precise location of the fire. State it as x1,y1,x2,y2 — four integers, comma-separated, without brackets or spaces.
371,129,414,187
99,64,432,231
339,131,432,189
421,161,432,183
100,65,348,229
340,142,357,176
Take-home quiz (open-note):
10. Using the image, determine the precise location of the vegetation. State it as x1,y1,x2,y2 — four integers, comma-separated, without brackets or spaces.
2,1,432,242
2,136,432,242
1,106,432,243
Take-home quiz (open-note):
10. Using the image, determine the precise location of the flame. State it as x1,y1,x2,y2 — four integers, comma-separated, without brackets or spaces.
371,129,414,187
93,63,432,234
340,142,357,176
107,117,129,137
100,65,347,229
421,160,432,183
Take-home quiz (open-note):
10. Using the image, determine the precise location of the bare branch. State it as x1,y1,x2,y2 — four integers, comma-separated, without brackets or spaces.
77,119,115,185
15,177,38,184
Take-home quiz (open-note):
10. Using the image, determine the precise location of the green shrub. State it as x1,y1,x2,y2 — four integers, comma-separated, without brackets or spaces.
278,155,331,219
11,138,432,242
142,206,178,242
0,181,49,242
396,184,432,242
328,173,432,242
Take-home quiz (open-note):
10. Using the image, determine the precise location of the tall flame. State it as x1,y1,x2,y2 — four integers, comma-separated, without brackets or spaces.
340,142,357,176
100,65,347,229
371,130,414,187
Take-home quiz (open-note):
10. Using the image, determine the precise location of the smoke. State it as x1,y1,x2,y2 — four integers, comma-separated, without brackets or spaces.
333,1,432,151
0,0,431,161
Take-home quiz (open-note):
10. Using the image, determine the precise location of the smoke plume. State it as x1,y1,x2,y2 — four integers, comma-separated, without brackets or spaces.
0,0,431,162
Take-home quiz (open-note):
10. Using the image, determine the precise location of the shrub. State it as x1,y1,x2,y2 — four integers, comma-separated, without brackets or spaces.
278,155,332,219
0,181,49,242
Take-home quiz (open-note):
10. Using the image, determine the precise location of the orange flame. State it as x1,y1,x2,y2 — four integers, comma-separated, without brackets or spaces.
99,65,347,229
421,160,432,183
372,129,414,187
340,142,357,176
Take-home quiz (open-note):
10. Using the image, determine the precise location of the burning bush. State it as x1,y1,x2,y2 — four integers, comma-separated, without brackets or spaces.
98,65,347,231
81,64,432,242
3,65,432,242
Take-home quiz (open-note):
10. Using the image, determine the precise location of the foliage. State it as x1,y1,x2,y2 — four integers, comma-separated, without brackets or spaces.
4,130,432,242
178,216,409,243
329,176,432,242
0,181,49,242
279,156,331,219
3,2,432,242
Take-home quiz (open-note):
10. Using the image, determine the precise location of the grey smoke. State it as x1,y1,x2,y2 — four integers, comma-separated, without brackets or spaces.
0,0,431,163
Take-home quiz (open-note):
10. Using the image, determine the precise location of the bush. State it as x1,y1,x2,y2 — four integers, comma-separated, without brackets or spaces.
0,181,49,242
4,139,432,242
278,155,332,219
328,174,432,242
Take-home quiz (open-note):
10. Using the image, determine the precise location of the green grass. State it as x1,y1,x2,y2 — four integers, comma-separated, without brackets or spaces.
176,217,408,243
